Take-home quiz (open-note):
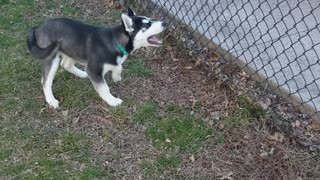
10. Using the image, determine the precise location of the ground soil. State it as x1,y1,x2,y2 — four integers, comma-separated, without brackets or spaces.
65,0,320,178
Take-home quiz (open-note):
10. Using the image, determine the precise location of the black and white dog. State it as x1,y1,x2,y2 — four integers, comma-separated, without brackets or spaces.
27,7,166,109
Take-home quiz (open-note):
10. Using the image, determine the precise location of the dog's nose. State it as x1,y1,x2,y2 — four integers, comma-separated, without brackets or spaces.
162,22,168,28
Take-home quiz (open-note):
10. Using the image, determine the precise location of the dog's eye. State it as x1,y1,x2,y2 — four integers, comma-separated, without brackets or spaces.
141,23,151,29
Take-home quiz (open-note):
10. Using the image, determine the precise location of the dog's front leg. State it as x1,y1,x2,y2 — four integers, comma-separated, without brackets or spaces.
91,80,123,106
112,65,122,82
87,65,122,106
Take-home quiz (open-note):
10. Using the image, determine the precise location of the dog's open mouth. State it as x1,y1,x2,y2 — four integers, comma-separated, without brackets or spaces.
148,35,162,45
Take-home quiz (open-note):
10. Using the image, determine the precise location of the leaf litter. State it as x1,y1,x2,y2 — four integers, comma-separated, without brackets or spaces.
58,0,320,178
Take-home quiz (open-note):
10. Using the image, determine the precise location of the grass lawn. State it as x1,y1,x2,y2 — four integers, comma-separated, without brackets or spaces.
0,0,319,179
0,0,210,179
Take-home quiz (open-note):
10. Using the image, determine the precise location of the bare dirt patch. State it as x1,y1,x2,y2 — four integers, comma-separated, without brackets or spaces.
70,0,320,179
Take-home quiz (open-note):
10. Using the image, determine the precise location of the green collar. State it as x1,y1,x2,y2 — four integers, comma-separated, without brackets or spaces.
115,42,128,56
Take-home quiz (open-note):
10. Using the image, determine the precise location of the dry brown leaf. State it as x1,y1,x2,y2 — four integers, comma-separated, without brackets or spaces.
244,133,250,139
218,123,225,130
209,53,219,62
221,172,233,180
171,66,178,71
62,110,68,117
166,46,173,51
295,120,301,127
267,132,284,143
311,120,320,131
239,71,249,81
189,155,195,162
260,152,269,157
191,100,198,109
195,58,202,67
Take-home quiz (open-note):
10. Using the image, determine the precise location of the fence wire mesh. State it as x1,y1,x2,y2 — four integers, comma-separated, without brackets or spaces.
129,0,320,119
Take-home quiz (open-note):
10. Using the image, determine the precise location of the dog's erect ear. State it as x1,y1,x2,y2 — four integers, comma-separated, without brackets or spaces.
127,6,135,16
121,14,134,32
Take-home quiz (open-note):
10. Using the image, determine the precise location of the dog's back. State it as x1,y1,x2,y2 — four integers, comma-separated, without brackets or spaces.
27,18,101,61
26,8,166,109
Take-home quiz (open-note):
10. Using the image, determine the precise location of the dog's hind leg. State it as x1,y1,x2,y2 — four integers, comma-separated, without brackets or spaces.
86,65,122,107
42,54,60,109
60,53,88,78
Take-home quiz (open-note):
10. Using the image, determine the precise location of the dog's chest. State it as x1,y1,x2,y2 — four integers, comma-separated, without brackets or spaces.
117,55,128,65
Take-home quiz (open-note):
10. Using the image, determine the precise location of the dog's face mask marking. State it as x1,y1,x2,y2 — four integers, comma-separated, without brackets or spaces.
121,7,167,50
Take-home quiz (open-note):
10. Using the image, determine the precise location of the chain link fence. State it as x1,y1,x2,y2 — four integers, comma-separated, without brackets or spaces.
128,0,320,119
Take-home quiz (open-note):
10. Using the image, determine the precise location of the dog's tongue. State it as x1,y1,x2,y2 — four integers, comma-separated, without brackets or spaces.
148,36,162,45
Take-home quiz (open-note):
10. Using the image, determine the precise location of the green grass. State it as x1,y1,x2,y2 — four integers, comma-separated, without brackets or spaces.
0,148,13,160
1,159,111,180
129,103,212,177
80,167,113,180
110,99,136,127
132,102,159,124
238,96,265,119
146,116,212,153
32,159,68,179
218,96,265,132
139,97,264,178
156,153,181,168
124,59,153,79
141,159,182,179
54,72,98,109
0,0,118,178
0,124,103,178
0,1,153,176
4,0,307,179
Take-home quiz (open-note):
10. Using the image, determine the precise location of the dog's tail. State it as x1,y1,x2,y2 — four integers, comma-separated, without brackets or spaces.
27,26,60,60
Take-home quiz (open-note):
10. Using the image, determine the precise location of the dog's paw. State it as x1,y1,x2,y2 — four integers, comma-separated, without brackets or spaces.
108,98,123,107
48,99,59,109
112,76,122,82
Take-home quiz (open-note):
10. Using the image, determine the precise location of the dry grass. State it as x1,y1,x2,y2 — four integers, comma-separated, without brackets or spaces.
181,125,318,179
0,0,319,179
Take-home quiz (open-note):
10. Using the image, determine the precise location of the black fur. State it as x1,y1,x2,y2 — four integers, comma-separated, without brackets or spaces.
128,6,135,16
27,26,60,60
26,9,166,108
28,18,132,66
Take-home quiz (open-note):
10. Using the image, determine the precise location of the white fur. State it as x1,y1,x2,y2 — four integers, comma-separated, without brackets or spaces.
116,55,128,65
133,21,164,50
43,55,60,109
90,64,123,106
121,14,134,32
39,15,164,109
112,55,127,82
112,65,123,82
60,53,88,78
102,62,124,83
92,81,123,106
142,19,150,23
103,64,117,75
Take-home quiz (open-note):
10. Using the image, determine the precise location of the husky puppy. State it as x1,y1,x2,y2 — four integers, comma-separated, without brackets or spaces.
27,7,166,109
